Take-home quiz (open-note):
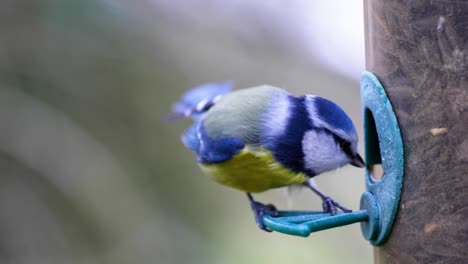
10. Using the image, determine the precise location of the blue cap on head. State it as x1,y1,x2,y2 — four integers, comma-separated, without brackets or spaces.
303,95,358,142
313,97,356,136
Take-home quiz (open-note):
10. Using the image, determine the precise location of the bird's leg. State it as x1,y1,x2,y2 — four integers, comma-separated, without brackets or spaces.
304,180,352,215
246,193,279,232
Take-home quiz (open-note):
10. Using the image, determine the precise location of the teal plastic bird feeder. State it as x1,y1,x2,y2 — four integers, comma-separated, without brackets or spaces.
262,71,404,246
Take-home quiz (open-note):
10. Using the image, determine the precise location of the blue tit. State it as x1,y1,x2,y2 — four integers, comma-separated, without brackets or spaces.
169,82,365,231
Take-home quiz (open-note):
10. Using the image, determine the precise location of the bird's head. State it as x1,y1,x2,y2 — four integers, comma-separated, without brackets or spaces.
301,95,365,174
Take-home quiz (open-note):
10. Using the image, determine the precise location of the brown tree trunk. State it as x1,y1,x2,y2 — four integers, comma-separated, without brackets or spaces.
364,1,468,263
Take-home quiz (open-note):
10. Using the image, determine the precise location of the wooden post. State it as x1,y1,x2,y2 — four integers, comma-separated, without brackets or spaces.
364,1,468,263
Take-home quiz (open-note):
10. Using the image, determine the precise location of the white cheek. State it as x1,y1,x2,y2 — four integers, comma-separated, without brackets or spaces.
302,130,349,174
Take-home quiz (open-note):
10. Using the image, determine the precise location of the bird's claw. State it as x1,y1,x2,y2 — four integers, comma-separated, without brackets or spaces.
322,196,352,215
249,201,279,232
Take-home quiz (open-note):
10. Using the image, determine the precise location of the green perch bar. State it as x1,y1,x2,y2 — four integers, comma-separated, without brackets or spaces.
262,210,369,237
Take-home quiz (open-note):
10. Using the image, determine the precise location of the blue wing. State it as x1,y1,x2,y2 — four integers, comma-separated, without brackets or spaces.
182,121,244,164
181,123,201,154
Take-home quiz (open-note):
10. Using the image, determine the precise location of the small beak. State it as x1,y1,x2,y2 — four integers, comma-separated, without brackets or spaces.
350,154,365,168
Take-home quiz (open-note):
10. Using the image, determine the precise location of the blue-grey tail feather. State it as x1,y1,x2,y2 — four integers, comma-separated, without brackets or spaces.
170,81,233,120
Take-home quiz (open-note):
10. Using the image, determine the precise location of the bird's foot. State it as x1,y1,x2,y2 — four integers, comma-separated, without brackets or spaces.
249,200,279,232
322,196,352,215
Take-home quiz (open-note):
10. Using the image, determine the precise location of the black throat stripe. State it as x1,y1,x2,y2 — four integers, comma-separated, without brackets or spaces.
270,96,316,177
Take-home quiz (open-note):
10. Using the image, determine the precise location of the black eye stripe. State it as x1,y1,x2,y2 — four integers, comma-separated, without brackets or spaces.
332,134,354,158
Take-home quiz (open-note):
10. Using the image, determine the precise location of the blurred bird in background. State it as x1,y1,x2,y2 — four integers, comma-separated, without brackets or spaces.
169,82,365,231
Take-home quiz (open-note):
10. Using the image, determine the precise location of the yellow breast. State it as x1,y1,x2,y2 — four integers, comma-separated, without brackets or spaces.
198,147,308,193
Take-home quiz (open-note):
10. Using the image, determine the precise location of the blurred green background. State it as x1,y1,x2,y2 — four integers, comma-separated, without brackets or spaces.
0,0,371,263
